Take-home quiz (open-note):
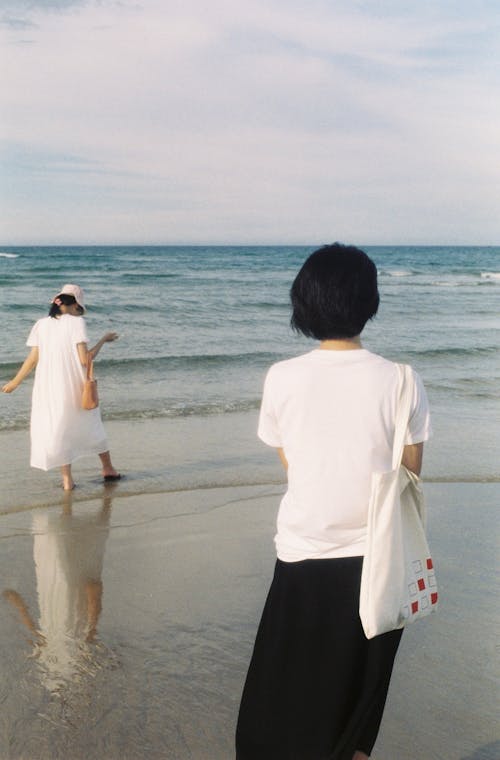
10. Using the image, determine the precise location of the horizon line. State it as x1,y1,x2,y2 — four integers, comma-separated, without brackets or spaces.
1,242,499,249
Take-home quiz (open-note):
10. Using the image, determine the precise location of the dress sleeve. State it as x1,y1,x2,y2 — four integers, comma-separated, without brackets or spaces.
26,321,39,347
71,316,89,344
258,367,283,448
405,368,432,444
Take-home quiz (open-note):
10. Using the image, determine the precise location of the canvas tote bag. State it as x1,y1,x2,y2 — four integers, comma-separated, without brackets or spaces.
82,357,99,410
359,363,438,639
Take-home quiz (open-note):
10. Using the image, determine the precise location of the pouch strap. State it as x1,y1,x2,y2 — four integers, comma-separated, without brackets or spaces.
86,357,94,382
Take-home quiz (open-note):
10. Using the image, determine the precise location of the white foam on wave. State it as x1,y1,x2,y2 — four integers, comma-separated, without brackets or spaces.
480,271,500,282
431,280,459,287
384,269,413,277
0,252,18,259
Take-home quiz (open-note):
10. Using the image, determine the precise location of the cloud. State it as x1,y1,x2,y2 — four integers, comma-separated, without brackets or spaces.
2,0,89,10
0,16,38,28
1,0,499,244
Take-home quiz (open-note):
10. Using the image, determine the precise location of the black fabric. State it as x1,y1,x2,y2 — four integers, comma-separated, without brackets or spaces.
236,557,403,760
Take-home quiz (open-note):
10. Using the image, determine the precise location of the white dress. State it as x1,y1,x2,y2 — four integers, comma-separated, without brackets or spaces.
27,314,108,470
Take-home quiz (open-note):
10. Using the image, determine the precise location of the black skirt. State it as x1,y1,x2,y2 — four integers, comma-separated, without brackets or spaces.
236,557,403,760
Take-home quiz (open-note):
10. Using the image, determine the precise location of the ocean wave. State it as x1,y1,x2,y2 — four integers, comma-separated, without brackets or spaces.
404,346,498,359
0,398,261,432
429,279,470,287
119,272,180,280
106,399,260,421
380,270,500,287
481,272,500,282
424,381,499,399
97,351,281,372
380,269,414,277
0,351,281,376
0,252,19,259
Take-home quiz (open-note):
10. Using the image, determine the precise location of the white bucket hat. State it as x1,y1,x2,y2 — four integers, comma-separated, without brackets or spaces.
57,284,86,310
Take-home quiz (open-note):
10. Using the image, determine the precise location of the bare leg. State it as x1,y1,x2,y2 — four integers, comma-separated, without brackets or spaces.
99,451,119,478
353,752,369,760
61,463,75,491
85,579,103,642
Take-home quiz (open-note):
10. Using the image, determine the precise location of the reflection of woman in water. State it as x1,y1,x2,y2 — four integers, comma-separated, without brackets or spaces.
2,283,120,491
3,496,112,693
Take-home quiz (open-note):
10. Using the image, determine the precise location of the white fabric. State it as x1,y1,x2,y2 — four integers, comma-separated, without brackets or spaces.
359,364,438,638
27,315,108,470
258,349,432,562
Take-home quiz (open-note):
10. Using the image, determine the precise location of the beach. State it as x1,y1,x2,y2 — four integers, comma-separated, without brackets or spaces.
0,454,498,760
1,245,499,758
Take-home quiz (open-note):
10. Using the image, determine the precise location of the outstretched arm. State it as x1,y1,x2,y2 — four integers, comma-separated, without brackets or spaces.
3,589,38,634
77,332,119,365
2,347,39,392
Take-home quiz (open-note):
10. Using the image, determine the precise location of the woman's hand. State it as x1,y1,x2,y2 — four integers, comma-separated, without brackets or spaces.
1,348,38,391
82,333,120,364
103,332,119,343
2,380,18,393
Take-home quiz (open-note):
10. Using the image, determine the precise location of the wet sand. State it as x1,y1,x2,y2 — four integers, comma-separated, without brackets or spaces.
0,480,498,759
2,410,498,517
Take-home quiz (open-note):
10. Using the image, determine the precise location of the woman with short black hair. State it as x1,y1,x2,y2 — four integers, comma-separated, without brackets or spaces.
236,243,431,760
2,284,120,490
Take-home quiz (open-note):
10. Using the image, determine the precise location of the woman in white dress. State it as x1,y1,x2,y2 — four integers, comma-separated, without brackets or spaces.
2,284,120,490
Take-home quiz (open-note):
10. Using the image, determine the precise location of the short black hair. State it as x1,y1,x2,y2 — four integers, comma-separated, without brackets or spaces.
48,293,82,318
290,243,379,339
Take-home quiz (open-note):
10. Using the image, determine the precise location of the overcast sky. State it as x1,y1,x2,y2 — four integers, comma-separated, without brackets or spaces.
1,0,499,245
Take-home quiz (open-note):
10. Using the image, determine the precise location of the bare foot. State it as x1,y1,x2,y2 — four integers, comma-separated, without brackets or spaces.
99,451,120,480
102,468,120,478
61,464,75,491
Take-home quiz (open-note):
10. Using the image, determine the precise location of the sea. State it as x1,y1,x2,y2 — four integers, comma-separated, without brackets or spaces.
1,245,499,487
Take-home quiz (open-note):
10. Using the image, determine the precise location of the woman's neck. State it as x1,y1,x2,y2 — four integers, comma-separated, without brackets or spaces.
319,336,362,351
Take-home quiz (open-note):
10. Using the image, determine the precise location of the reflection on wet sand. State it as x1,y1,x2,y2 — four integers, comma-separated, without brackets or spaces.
3,492,115,695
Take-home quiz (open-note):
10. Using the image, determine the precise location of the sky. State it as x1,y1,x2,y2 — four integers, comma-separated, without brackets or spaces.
1,0,499,245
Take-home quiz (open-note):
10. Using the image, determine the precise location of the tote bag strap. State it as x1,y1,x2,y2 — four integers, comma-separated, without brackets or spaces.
392,363,415,469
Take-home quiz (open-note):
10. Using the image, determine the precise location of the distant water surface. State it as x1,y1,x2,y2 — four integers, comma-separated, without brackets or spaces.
1,245,499,483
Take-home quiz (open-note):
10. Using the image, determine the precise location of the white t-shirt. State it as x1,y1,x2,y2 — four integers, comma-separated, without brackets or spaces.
258,349,432,562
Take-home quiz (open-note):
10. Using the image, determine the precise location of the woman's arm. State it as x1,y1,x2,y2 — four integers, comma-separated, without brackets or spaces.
3,589,38,634
401,442,424,476
2,347,39,392
77,332,119,365
277,447,288,473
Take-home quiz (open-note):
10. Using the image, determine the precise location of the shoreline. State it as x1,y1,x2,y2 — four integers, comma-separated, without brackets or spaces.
1,413,499,516
1,473,500,519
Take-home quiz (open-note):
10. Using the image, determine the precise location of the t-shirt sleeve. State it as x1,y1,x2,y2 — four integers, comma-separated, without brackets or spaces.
71,316,89,344
405,368,432,444
26,321,39,347
257,367,283,448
